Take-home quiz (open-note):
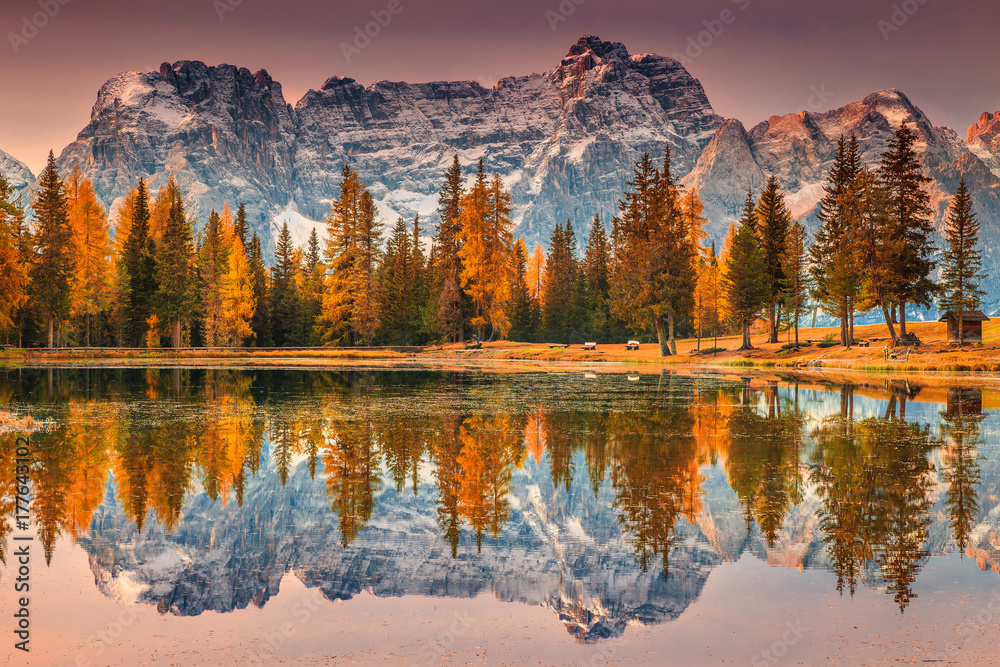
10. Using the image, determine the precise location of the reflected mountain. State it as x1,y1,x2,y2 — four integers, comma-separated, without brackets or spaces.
2,368,1000,641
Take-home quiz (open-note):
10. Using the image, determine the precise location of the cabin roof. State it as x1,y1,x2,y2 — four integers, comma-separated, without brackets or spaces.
938,310,990,322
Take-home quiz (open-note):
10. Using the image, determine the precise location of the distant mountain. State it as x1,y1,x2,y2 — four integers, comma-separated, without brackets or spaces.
38,36,1000,308
0,148,34,191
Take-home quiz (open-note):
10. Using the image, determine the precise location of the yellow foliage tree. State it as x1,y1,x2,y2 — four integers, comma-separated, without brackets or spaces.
218,230,256,346
458,164,514,340
66,165,114,346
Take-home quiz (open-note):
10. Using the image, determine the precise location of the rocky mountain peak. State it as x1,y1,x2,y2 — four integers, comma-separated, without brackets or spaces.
969,110,1000,147
0,148,35,190
565,35,629,62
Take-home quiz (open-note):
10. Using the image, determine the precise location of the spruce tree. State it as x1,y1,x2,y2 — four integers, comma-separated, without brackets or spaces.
29,151,75,348
782,222,810,348
301,227,324,344
879,124,936,339
810,135,863,345
271,221,303,346
723,221,769,350
122,179,157,346
248,232,271,345
234,202,249,248
155,185,197,348
755,176,793,344
506,239,534,341
380,216,414,344
542,221,579,341
434,155,467,341
583,214,612,341
199,209,228,346
939,177,985,345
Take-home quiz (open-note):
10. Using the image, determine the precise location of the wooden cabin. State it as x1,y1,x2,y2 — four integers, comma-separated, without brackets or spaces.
938,310,990,343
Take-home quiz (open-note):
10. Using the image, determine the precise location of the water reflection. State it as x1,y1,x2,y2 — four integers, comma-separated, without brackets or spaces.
1,368,999,640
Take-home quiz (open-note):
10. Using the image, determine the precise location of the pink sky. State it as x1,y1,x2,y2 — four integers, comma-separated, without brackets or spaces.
1,0,998,175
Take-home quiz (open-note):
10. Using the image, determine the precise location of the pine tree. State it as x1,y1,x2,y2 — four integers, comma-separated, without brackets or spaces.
782,222,810,348
505,238,534,341
65,166,114,346
300,227,324,344
271,221,303,346
380,216,415,344
121,179,158,346
755,176,793,344
199,209,229,346
583,215,612,341
29,151,75,348
809,135,863,346
409,215,428,342
609,149,695,356
939,177,985,345
723,221,769,350
542,221,581,341
434,155,467,341
234,202,249,249
879,124,936,339
0,174,29,338
248,232,271,346
155,182,197,348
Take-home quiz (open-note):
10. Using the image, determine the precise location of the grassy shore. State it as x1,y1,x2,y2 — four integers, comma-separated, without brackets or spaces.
3,319,1000,373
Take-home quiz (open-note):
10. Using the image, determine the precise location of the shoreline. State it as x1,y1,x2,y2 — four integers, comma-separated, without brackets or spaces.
4,321,1000,375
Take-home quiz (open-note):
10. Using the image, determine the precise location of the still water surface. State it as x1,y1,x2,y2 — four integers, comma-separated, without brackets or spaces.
1,367,999,665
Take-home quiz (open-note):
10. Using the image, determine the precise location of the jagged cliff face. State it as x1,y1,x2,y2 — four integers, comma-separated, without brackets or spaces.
51,36,721,250
23,36,1000,308
79,453,719,642
0,148,34,191
54,61,298,252
683,89,1000,310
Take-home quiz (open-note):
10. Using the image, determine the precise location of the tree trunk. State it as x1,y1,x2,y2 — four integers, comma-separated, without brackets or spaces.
740,320,753,350
794,308,800,348
840,300,848,347
881,304,898,344
767,302,778,344
47,315,54,349
667,311,677,356
958,312,964,346
173,318,182,350
654,316,671,357
86,313,91,347
848,296,855,347
899,301,907,338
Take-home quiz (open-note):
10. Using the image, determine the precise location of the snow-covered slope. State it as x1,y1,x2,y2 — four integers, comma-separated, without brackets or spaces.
0,148,34,191
53,35,722,253
55,61,298,254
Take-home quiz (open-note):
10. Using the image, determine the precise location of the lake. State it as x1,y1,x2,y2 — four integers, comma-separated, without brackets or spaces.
1,367,999,666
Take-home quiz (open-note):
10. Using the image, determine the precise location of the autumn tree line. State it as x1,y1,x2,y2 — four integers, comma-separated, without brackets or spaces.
0,126,987,351
1,369,981,610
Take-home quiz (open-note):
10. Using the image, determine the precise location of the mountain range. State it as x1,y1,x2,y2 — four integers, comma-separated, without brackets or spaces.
4,35,1000,309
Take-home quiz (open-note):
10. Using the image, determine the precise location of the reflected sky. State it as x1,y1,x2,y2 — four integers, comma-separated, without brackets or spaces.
1,368,998,662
